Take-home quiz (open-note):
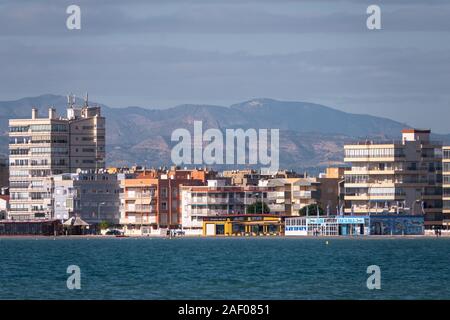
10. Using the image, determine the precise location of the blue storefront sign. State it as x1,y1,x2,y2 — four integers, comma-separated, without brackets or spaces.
337,217,366,224
307,218,325,224
286,226,307,232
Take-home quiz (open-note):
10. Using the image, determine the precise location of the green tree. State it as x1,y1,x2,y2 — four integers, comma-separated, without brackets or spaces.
299,204,324,216
99,221,110,230
247,201,270,214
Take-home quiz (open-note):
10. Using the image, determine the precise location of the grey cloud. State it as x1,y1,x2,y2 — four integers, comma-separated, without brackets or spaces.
2,43,449,105
0,0,449,132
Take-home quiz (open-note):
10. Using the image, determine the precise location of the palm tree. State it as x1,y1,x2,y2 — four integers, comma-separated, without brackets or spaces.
247,201,270,214
299,204,324,216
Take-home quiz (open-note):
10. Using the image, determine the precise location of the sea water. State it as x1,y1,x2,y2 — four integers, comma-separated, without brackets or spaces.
0,237,449,300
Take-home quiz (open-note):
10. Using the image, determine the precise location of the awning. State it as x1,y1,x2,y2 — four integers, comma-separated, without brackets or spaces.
232,221,281,225
63,216,90,227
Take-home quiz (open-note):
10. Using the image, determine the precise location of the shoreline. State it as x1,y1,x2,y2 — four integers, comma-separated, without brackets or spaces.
0,234,449,240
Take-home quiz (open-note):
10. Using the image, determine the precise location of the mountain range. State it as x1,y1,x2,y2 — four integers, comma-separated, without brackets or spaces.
1,94,447,173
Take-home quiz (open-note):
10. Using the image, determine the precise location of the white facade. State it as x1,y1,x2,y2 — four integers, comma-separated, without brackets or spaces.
8,100,105,220
180,182,271,235
344,129,442,227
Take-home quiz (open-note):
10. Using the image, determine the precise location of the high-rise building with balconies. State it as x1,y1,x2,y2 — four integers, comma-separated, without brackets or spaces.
8,95,105,220
344,129,442,228
442,146,450,224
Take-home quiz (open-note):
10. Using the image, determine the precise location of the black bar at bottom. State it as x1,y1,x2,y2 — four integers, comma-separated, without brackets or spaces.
0,300,449,318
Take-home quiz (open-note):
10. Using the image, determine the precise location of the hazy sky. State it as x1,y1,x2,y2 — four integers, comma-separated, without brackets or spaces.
1,0,449,132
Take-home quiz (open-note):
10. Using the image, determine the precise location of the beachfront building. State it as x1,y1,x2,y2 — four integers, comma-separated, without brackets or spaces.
259,172,342,216
260,178,320,215
318,167,346,213
285,214,424,236
8,96,105,220
119,171,158,235
51,170,121,225
180,180,273,235
344,129,443,228
0,194,9,220
120,167,210,235
0,219,62,236
443,146,450,225
202,214,284,236
285,216,368,236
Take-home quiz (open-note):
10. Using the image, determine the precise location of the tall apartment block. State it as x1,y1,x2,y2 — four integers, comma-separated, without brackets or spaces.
344,129,443,228
120,167,210,235
8,95,105,220
442,146,450,222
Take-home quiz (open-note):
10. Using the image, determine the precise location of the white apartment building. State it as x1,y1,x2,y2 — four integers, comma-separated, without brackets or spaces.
344,129,443,228
443,146,450,222
180,180,271,235
8,95,105,220
52,170,120,224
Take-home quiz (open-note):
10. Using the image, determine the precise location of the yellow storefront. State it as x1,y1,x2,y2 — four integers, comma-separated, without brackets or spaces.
202,214,284,236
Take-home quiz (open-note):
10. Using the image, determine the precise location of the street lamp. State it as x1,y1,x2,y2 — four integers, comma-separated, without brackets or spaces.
98,202,106,222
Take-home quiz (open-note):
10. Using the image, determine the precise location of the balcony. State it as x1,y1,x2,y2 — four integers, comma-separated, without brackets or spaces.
269,204,285,212
205,198,229,204
121,215,157,225
267,192,285,200
124,205,156,212
293,190,313,199
344,207,400,214
190,209,210,216
345,192,405,201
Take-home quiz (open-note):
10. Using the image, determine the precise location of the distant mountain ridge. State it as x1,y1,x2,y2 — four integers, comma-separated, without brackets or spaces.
1,94,447,172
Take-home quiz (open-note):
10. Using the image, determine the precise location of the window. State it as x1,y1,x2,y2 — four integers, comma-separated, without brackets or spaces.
444,175,450,184
9,136,31,144
10,149,29,155
345,148,400,158
9,126,29,132
444,150,450,160
345,175,369,183
29,124,63,132
443,162,450,172
444,201,450,209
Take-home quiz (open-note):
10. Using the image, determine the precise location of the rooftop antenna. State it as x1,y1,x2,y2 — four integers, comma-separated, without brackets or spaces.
67,93,75,108
84,92,89,107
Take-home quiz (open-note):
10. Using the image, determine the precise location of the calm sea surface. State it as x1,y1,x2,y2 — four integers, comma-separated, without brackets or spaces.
0,237,449,300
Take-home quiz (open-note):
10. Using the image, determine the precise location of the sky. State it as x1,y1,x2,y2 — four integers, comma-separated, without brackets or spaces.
1,0,449,132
